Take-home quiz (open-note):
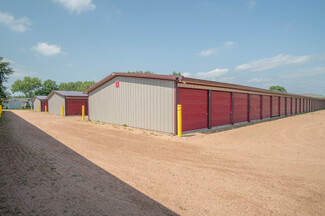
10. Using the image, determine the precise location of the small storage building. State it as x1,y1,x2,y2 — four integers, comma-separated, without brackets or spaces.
84,73,325,134
47,91,88,116
3,98,31,109
32,96,48,112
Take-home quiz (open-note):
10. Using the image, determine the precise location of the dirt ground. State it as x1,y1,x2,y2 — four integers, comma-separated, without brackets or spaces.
1,110,325,215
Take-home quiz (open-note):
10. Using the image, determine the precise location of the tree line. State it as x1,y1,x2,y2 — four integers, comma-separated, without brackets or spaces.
11,77,95,98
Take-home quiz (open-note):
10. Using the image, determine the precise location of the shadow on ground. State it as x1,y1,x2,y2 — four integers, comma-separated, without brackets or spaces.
0,111,177,216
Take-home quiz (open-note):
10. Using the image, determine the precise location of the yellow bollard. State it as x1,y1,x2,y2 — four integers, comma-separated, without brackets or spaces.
38,106,40,112
61,106,64,117
177,104,182,137
0,105,2,118
82,105,85,120
45,106,47,113
31,105,33,111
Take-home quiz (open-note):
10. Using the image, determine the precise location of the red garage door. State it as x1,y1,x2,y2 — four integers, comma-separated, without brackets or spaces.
179,88,208,132
234,93,248,123
250,95,261,121
272,97,279,117
211,91,231,127
41,101,48,112
280,97,285,116
262,95,271,119
291,98,297,114
286,98,291,115
66,99,88,116
301,99,304,113
297,99,300,113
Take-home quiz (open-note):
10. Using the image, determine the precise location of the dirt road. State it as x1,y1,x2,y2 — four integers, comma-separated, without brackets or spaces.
1,110,325,215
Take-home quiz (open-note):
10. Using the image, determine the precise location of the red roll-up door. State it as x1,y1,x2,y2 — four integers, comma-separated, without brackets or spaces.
286,98,291,115
250,94,261,121
297,99,300,113
211,91,231,127
234,93,248,123
272,97,279,116
41,101,48,112
262,95,271,118
66,99,88,116
179,88,208,132
280,97,285,116
292,98,296,114
301,99,304,113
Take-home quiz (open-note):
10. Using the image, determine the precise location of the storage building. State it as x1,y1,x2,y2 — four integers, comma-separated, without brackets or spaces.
84,73,325,134
32,96,48,112
47,91,88,116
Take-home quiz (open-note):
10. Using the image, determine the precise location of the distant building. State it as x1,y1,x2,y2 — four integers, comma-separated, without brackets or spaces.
2,98,32,109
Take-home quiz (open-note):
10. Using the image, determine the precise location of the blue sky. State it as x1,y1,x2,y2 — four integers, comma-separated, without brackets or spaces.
1,0,325,95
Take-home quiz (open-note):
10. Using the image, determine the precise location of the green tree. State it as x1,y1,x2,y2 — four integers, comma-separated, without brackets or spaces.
58,81,95,91
269,85,287,93
170,71,182,76
11,76,42,98
127,70,155,74
34,79,58,96
0,57,14,103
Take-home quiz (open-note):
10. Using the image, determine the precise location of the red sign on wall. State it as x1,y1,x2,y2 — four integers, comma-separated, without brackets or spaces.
116,81,119,88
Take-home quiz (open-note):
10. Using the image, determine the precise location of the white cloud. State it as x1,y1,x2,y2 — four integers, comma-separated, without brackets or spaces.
248,78,272,83
182,72,190,77
198,41,235,57
219,77,235,83
0,12,31,32
4,58,37,77
235,54,312,72
54,0,96,14
280,67,325,78
247,0,257,9
196,68,229,79
224,41,234,47
198,47,218,57
33,42,62,56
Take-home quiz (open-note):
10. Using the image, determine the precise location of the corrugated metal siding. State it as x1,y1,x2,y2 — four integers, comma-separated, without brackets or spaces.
48,93,65,116
179,88,208,132
211,91,231,127
234,93,248,123
89,76,175,133
33,99,41,111
262,95,271,118
250,94,261,121
280,97,286,116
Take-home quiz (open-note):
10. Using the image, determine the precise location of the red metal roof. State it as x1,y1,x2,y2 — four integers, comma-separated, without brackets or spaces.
32,96,48,102
83,72,324,100
83,72,181,94
47,90,88,100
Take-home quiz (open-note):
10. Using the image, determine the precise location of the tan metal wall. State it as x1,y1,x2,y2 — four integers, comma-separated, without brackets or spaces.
33,99,41,111
89,76,175,133
48,93,65,116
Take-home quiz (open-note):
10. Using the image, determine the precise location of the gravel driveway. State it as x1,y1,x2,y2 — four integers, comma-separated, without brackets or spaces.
0,111,177,216
1,109,325,215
